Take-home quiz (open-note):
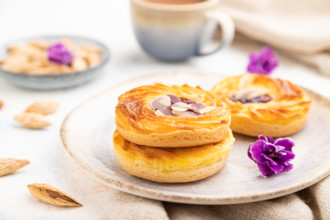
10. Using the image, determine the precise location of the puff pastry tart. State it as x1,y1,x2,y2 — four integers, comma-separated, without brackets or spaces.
113,130,234,183
115,83,231,147
210,74,311,137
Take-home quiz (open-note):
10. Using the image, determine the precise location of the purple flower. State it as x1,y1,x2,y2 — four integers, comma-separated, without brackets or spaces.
248,135,295,177
247,47,278,75
47,43,74,65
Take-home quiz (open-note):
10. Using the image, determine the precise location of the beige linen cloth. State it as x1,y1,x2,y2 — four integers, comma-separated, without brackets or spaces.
102,1,330,219
220,0,330,76
100,177,329,220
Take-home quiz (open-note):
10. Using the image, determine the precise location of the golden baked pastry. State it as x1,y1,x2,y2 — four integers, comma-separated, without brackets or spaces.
210,74,311,137
113,130,234,183
115,83,231,147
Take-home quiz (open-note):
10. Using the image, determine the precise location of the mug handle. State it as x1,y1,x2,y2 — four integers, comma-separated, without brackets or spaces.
195,11,235,56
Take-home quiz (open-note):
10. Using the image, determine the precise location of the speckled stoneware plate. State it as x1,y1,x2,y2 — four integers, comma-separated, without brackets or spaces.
60,72,330,205
0,35,109,90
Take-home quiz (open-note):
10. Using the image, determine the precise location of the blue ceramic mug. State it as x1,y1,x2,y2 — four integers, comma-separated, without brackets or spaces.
131,0,235,61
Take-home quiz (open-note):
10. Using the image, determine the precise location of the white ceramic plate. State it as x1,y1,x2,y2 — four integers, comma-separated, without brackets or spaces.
60,72,330,205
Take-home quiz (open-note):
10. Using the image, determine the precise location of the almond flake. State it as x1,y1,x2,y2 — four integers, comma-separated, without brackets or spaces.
184,94,204,103
199,106,217,114
171,102,189,112
187,103,204,113
168,95,181,104
235,88,268,100
150,95,171,110
155,106,173,116
246,90,268,100
27,183,82,207
0,158,30,177
72,58,88,71
172,109,185,116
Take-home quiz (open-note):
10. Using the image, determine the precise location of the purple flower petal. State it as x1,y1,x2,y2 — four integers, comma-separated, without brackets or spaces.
274,137,295,151
248,140,266,163
258,135,267,142
248,135,295,177
276,150,295,162
281,163,293,172
247,150,252,160
263,143,276,153
258,163,275,177
47,43,74,66
258,135,274,144
247,47,278,75
261,154,275,163
265,136,275,144
261,155,283,174
267,162,283,174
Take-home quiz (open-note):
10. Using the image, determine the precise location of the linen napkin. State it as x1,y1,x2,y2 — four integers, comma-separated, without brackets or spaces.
219,0,330,76
100,176,329,220
163,176,329,220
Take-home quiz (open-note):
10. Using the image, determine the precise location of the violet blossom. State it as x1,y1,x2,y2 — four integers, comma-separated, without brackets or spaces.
247,47,278,75
47,43,74,66
248,135,295,177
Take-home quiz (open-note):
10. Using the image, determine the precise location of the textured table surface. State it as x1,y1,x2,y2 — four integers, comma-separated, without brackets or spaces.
1,0,330,219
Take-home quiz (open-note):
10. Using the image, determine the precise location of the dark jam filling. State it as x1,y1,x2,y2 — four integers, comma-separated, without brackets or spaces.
230,94,273,104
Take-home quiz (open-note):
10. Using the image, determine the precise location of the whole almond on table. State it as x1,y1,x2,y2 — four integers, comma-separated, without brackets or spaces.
0,158,30,177
14,112,51,129
27,183,82,207
25,100,59,115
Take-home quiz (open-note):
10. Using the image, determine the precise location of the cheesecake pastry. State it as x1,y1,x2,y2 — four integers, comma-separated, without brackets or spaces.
211,74,311,137
113,130,234,183
115,83,231,147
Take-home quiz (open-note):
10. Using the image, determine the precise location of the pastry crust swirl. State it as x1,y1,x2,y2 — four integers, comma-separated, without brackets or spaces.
211,74,311,137
115,83,231,147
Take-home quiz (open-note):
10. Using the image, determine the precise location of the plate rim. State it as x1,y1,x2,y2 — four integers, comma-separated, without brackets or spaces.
60,71,330,205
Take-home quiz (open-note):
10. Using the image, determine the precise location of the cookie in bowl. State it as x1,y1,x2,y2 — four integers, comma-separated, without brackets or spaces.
0,38,101,74
210,74,311,137
113,130,234,183
115,83,231,147
0,36,109,90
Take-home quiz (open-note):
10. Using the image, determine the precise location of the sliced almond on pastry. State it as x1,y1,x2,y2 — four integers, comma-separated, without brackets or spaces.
184,94,204,103
155,106,173,116
235,87,268,100
187,103,204,113
179,111,199,117
199,106,216,114
172,109,185,116
168,95,181,104
150,95,171,110
171,102,189,116
171,102,189,112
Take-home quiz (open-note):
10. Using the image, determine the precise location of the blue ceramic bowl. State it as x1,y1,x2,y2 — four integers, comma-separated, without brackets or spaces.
0,36,110,90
